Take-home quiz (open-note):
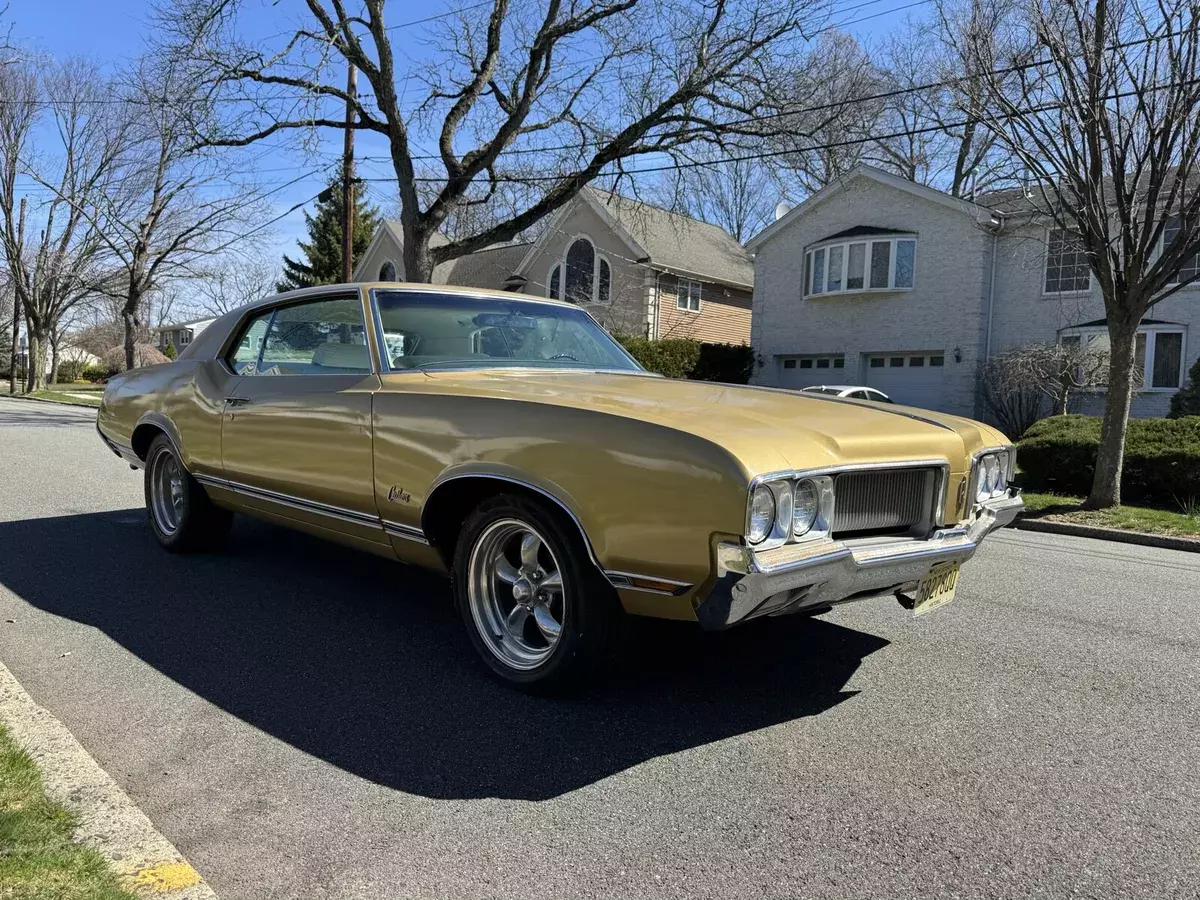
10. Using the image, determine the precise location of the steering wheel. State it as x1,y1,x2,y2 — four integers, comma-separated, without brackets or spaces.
549,353,578,361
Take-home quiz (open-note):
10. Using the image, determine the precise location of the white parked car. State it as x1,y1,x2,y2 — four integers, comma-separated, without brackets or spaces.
801,385,894,403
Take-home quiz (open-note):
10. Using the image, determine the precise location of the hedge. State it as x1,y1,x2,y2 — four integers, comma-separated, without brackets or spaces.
616,336,755,383
1018,414,1200,503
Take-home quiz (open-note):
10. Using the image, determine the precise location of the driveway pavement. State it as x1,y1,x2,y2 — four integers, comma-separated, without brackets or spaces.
1,396,1198,899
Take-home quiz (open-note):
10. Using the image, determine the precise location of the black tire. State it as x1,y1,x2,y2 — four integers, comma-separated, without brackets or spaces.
452,493,622,694
143,434,232,553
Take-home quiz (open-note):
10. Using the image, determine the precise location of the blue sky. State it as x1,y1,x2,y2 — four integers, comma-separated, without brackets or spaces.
8,0,922,268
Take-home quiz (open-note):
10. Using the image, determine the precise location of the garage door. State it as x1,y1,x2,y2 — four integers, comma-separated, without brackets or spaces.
864,352,946,410
779,354,845,390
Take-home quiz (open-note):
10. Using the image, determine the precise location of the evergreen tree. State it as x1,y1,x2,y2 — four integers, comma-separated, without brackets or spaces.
163,340,177,360
277,178,380,291
1169,357,1200,418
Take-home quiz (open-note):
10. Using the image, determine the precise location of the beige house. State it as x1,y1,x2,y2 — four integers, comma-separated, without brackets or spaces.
353,188,754,344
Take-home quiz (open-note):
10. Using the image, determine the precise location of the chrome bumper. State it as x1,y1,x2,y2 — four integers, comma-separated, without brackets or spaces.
696,489,1023,630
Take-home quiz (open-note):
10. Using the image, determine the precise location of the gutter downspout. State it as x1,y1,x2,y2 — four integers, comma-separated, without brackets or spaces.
984,219,1003,361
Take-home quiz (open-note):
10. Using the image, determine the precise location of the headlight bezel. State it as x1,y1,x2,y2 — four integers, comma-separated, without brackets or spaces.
744,474,835,550
972,446,1015,505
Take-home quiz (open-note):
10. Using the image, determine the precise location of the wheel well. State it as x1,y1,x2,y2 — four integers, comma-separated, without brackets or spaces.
130,423,168,461
422,476,597,570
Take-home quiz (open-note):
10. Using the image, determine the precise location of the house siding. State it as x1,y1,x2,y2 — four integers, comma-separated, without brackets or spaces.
989,222,1200,418
655,273,752,344
750,177,992,418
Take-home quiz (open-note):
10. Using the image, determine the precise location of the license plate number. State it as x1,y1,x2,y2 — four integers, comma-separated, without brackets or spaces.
913,561,960,616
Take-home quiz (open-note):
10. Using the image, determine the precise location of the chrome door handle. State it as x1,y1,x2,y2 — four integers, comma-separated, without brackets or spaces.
225,396,252,408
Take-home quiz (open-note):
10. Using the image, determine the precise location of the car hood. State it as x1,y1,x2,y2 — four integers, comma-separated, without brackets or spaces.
418,370,1007,478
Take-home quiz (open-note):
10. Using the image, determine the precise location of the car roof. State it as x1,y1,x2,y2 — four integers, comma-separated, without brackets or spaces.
802,385,873,392
237,282,580,316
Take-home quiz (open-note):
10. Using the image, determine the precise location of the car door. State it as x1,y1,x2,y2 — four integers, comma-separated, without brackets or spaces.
219,290,384,544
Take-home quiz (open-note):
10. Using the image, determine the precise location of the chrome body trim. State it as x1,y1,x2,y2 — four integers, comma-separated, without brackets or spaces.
194,474,387,531
422,472,606,572
699,488,1023,630
382,520,431,545
604,570,693,596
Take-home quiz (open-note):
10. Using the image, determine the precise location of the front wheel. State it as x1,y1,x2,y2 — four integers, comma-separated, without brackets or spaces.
453,494,620,693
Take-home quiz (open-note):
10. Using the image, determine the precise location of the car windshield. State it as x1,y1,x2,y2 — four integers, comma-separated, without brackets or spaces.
373,290,643,372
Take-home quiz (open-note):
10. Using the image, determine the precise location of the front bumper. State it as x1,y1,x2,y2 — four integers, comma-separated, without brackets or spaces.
696,489,1023,629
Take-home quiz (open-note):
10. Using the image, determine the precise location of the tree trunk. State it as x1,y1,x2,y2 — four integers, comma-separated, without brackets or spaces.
402,227,435,283
27,326,47,392
49,334,60,386
1086,321,1137,509
6,293,17,395
123,304,139,372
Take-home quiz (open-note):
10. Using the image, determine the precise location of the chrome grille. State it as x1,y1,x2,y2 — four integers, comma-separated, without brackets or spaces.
832,468,935,534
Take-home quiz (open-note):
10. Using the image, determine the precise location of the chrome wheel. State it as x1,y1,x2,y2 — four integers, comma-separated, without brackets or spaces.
148,445,185,536
467,519,566,671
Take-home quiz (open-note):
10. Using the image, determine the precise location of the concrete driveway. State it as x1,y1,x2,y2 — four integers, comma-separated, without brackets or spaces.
1,396,1198,899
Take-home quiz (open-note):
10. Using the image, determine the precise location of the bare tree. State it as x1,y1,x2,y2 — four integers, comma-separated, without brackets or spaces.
652,155,778,242
971,0,1200,507
977,339,1130,437
74,57,267,370
193,248,279,316
157,0,824,284
0,58,125,392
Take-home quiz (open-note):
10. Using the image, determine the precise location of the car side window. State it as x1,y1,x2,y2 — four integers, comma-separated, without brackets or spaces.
228,311,273,374
254,297,371,376
848,390,869,399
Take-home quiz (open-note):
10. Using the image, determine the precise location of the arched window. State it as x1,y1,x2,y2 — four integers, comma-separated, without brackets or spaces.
565,238,595,304
598,259,611,304
548,264,561,299
379,261,397,281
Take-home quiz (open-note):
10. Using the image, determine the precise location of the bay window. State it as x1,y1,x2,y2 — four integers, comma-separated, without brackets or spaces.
804,235,916,296
1060,325,1186,391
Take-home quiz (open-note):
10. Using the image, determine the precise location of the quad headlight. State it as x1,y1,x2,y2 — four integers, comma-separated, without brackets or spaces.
793,479,819,536
748,485,776,544
975,449,1012,503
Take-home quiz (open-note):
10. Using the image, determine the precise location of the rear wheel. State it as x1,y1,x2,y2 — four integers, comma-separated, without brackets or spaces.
144,434,232,552
453,494,620,693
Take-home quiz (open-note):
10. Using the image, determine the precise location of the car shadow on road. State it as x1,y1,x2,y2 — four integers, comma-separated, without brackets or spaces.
0,510,890,801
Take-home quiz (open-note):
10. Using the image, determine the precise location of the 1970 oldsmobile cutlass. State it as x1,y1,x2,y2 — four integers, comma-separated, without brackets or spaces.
97,283,1022,691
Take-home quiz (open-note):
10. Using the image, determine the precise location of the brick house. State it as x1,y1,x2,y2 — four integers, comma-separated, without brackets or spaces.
353,188,754,344
746,164,1197,417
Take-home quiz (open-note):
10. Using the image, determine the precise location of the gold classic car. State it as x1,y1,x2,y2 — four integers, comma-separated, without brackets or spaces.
97,283,1023,691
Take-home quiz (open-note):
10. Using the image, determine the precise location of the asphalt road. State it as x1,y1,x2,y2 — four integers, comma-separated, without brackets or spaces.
1,395,1199,900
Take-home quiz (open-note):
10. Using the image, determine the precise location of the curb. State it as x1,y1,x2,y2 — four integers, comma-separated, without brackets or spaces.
1013,517,1200,553
0,392,101,410
0,661,217,899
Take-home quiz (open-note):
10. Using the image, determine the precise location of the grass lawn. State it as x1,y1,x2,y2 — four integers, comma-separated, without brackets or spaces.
0,723,138,900
1021,491,1200,538
29,389,102,407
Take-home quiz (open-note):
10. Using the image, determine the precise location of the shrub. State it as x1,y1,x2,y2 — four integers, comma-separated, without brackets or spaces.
101,344,170,372
55,359,86,383
79,364,114,383
163,340,178,360
615,336,755,382
1169,357,1200,418
615,337,701,379
691,342,756,384
1018,414,1200,504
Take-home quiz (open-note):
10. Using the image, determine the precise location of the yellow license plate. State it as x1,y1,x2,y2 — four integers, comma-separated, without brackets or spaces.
913,561,960,616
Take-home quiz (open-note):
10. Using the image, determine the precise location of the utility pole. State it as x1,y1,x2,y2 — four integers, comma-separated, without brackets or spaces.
341,62,357,283
9,197,26,394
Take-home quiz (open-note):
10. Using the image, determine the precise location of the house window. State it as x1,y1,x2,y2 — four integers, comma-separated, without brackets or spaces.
816,358,830,369
1163,215,1200,286
869,356,885,368
909,355,923,366
677,278,702,312
1044,229,1091,294
180,331,191,345
548,264,561,299
799,359,813,368
379,261,397,281
560,237,610,304
1059,326,1186,391
930,355,944,366
889,357,905,367
805,236,916,296
783,359,797,369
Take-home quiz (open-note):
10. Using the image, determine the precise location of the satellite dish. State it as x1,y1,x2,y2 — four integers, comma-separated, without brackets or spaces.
774,201,792,221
